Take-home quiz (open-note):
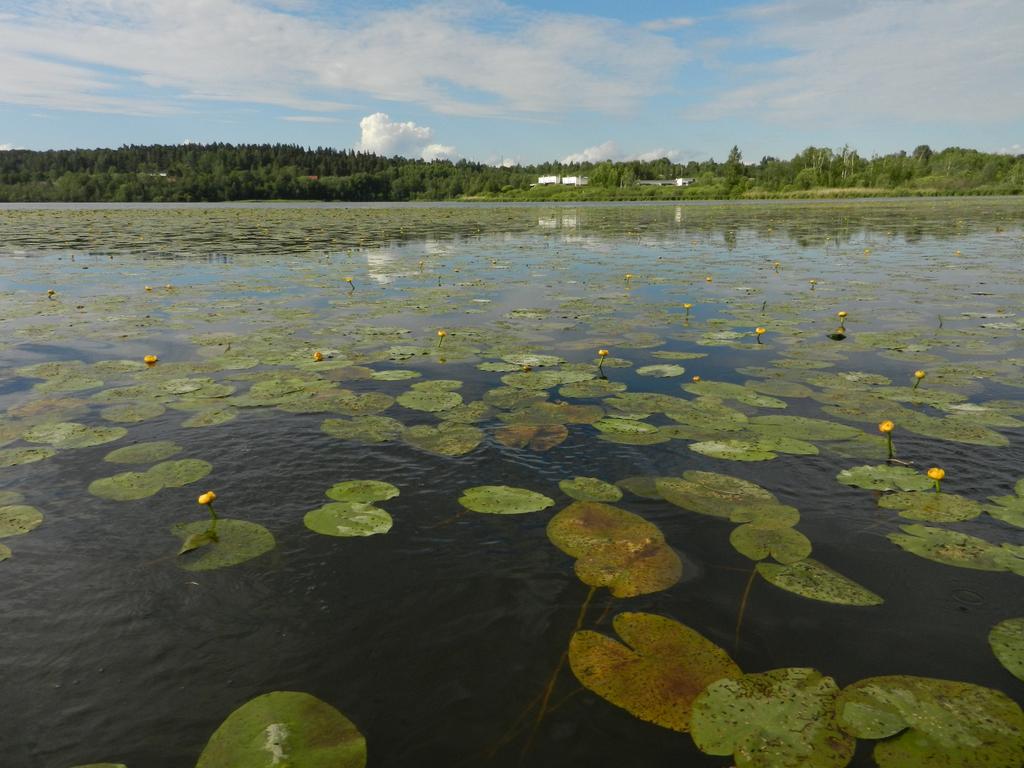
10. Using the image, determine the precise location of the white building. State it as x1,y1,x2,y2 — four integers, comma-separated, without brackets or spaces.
637,177,695,187
537,175,561,185
536,175,590,186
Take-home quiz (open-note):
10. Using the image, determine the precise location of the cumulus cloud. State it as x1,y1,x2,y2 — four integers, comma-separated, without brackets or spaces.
700,0,1024,124
356,112,457,160
996,144,1023,156
563,141,680,163
0,0,685,118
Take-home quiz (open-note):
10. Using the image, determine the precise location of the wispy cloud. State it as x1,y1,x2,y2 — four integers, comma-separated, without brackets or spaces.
641,17,697,31
281,115,342,124
562,140,681,163
0,0,686,118
356,112,457,161
700,0,1024,124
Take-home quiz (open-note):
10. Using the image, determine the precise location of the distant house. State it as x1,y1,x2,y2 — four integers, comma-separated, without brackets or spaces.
535,175,590,186
305,175,319,181
636,178,695,187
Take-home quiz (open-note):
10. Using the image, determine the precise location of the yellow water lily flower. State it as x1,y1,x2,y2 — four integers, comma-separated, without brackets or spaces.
437,329,447,347
705,275,713,282
143,354,158,366
755,327,766,344
198,491,217,505
312,351,324,362
47,289,56,297
597,349,609,357
879,420,895,460
692,375,701,382
144,285,153,292
927,467,945,492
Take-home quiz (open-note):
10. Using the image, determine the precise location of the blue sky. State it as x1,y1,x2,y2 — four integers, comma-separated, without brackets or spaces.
0,0,1021,163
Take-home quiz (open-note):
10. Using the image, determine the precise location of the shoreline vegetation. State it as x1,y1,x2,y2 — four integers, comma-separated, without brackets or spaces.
0,142,1021,203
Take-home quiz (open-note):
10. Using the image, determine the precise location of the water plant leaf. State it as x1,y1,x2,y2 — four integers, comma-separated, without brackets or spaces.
104,441,183,464
689,440,777,461
593,418,658,435
147,459,213,488
559,476,623,503
730,524,812,564
0,543,9,561
194,690,366,768
458,485,554,515
636,364,686,378
615,476,667,500
756,559,884,606
836,465,934,492
182,408,237,428
0,505,43,537
172,519,275,571
325,480,400,503
888,524,1024,574
100,402,166,423
558,379,627,398
321,416,404,443
403,422,483,456
21,422,126,449
396,389,463,412
683,380,787,409
547,501,682,597
88,471,165,501
877,491,982,522
304,502,393,537
749,415,862,442
0,490,24,505
691,667,854,768
989,618,1024,682
569,612,740,733
178,529,218,555
494,423,569,451
985,484,1024,528
499,401,604,426
835,675,1024,768
658,471,777,520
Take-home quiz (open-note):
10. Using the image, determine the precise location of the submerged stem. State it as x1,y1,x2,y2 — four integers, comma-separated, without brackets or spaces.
734,565,758,653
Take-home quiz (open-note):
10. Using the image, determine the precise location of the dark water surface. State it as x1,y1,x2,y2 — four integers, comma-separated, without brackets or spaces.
1,199,1023,767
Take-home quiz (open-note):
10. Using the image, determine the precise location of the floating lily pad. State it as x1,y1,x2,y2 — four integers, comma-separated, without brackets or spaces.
757,559,884,606
835,675,1024,768
439,401,494,423
458,485,554,515
502,353,565,367
730,524,812,564
304,502,393,537
691,667,854,768
0,505,43,537
371,369,420,381
88,471,165,501
147,459,213,488
683,380,787,409
749,415,862,442
104,441,183,464
889,524,1024,575
100,402,167,423
494,424,569,451
559,379,627,398
501,370,593,390
0,543,9,561
990,618,1024,682
689,440,777,461
569,612,740,733
559,476,623,502
195,690,366,768
593,418,658,435
322,416,404,443
22,422,126,449
396,389,463,412
0,490,24,506
878,491,982,522
836,465,934,492
0,447,56,468
636,364,686,378
985,482,1024,528
325,480,400,503
172,519,275,571
403,422,483,456
547,501,682,597
182,408,237,428
499,401,604,426
658,471,777,520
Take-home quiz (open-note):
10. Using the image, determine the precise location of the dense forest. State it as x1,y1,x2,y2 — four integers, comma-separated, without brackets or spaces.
0,143,1021,202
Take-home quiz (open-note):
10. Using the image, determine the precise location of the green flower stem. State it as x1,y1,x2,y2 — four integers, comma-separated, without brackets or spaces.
933,479,941,493
886,432,894,460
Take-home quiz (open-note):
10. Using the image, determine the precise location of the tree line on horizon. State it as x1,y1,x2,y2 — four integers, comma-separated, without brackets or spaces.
0,143,1020,202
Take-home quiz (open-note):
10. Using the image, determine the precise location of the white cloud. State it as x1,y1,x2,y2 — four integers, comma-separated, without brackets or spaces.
0,0,685,118
281,115,341,124
641,17,696,31
563,141,680,163
700,0,1024,124
996,144,1023,156
0,143,12,151
356,112,457,160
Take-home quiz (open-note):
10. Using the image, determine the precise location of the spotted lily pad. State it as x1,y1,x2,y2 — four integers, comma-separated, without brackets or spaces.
21,422,126,449
304,502,393,537
396,389,463,412
658,471,777,520
636,364,686,378
730,524,812,564
494,424,569,451
104,441,183,464
325,480,400,503
749,415,862,442
835,675,1024,768
88,471,165,501
569,612,740,733
194,690,366,768
689,439,778,462
547,501,682,597
559,476,623,503
0,543,9,561
458,485,554,515
147,459,213,488
836,465,934,492
691,667,855,768
888,524,1024,575
877,491,982,522
757,559,884,606
172,519,275,571
0,491,24,505
0,505,43,537
985,482,1024,528
403,422,483,456
100,402,166,423
321,416,404,443
499,401,604,426
990,618,1024,682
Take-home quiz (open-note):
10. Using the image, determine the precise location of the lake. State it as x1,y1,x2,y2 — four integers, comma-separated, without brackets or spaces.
1,199,1022,768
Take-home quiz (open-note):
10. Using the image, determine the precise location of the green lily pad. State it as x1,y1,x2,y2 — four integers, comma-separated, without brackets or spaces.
104,441,183,464
835,675,1024,768
615,476,666,500
502,353,565,367
396,389,463,412
0,505,43,537
321,416,404,443
325,480,400,503
172,519,275,571
730,524,812,564
658,471,777,520
21,422,126,449
439,401,494,423
304,502,393,537
990,618,1024,682
458,485,554,515
559,476,623,503
757,559,884,606
0,490,24,505
888,524,1024,575
836,465,934,492
499,401,604,426
985,482,1024,528
689,440,777,461
636,364,686,378
494,424,569,451
593,418,658,435
370,369,421,381
547,501,682,597
559,379,627,398
878,491,982,522
683,380,787,409
403,422,483,457
0,444,56,468
195,690,365,768
147,459,213,488
749,415,862,442
501,370,593,390
569,612,740,733
183,408,237,428
88,471,165,501
100,402,167,423
0,543,9,561
691,667,854,768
